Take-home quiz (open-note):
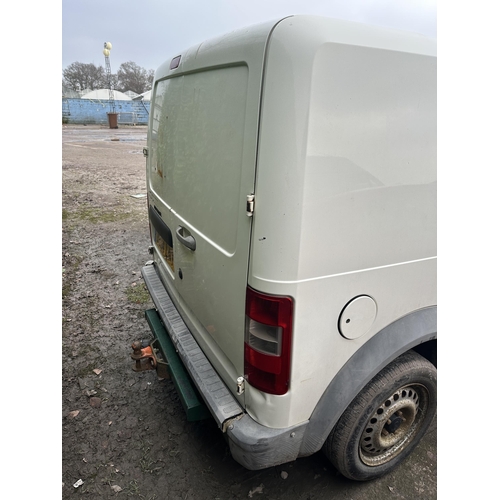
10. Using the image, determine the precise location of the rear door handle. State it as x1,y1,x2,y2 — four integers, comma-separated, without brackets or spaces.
176,226,196,251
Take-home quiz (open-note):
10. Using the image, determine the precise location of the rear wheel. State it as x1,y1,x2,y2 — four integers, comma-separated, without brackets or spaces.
323,350,437,481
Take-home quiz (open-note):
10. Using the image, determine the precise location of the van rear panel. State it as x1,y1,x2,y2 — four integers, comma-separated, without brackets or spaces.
149,66,250,380
146,20,276,400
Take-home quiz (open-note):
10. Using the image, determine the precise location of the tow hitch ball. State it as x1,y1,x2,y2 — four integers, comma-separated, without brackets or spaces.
130,340,169,379
131,340,155,372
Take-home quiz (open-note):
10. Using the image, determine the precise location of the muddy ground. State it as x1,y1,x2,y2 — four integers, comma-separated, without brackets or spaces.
61,125,437,499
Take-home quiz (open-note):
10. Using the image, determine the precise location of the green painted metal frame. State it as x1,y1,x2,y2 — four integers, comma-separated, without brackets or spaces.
145,308,210,421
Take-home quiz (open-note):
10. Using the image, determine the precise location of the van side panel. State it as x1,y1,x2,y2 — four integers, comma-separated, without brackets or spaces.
302,44,436,276
246,17,436,428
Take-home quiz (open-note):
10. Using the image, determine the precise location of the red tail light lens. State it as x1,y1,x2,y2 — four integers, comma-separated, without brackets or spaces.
244,287,293,395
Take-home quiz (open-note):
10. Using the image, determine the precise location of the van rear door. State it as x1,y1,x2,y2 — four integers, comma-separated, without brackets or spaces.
146,21,277,394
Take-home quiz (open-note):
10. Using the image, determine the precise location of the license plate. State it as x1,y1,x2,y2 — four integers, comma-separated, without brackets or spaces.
155,231,174,271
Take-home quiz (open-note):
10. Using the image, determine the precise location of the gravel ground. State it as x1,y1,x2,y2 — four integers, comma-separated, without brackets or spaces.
61,124,436,499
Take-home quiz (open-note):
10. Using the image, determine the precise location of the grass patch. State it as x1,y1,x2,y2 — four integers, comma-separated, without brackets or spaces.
126,283,151,304
63,206,132,224
125,480,159,498
139,440,163,475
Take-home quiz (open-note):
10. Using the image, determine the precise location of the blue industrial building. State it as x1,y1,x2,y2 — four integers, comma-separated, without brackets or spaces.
62,97,150,125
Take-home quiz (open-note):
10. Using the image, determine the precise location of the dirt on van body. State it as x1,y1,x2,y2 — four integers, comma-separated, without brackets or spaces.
62,125,436,499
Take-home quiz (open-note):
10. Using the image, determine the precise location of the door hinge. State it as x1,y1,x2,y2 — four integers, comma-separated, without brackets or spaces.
236,376,245,395
143,147,148,157
246,194,255,217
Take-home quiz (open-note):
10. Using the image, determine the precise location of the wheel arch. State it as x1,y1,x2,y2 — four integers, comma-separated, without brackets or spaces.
298,306,437,457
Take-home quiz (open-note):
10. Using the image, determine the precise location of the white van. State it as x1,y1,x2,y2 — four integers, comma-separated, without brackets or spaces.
139,15,437,481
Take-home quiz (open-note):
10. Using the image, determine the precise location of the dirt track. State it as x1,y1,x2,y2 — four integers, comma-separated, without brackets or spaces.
62,124,436,499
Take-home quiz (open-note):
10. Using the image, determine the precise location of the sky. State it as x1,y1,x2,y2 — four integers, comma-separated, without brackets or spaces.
62,0,437,72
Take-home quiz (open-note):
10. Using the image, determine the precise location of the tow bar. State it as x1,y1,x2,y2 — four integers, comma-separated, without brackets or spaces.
130,308,211,421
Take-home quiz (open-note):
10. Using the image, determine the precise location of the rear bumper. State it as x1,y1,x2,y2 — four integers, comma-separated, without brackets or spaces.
141,263,308,469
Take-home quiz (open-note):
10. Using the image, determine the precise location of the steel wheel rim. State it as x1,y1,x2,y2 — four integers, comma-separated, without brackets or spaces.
359,384,429,466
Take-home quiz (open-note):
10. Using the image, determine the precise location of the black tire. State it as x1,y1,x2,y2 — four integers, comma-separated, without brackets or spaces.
323,349,437,481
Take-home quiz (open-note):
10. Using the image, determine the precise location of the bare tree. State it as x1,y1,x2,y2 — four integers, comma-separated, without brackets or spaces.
147,69,155,90
116,61,153,94
63,62,106,91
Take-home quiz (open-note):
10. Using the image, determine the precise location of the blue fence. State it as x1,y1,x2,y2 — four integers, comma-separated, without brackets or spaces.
62,98,150,125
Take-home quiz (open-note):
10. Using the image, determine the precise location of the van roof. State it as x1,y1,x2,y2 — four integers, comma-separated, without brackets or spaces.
155,15,435,80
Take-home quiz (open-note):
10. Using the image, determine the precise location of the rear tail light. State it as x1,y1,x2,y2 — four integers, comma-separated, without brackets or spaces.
244,287,293,395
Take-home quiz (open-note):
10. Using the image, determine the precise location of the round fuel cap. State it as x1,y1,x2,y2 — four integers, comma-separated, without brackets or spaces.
338,295,377,340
